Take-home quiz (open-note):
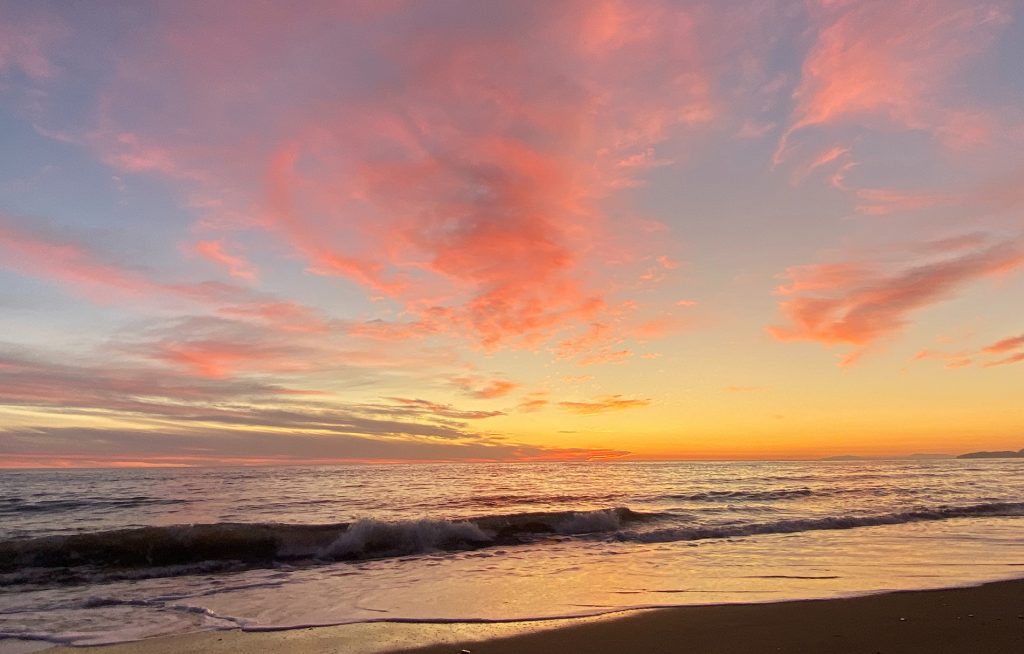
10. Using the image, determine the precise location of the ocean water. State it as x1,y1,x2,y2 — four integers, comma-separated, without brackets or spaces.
1,460,1023,647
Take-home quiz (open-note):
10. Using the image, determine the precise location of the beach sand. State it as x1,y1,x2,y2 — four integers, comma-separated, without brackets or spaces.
31,578,1024,654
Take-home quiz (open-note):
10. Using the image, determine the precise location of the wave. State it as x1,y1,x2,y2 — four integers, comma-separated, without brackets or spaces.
616,501,1024,543
0,495,188,515
648,488,817,502
2,502,1020,587
0,507,651,584
0,496,188,515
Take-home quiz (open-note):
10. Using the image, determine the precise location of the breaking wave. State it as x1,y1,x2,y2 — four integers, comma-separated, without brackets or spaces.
2,502,1021,587
0,507,651,585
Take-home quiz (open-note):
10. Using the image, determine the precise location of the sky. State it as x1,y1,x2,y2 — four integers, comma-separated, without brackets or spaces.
1,0,1023,467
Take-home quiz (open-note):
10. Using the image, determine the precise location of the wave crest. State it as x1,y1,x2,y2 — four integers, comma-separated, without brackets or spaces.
320,518,491,560
2,502,1019,586
0,507,649,584
617,501,1024,543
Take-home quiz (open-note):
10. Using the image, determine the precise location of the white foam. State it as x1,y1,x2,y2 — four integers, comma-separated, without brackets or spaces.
319,519,491,559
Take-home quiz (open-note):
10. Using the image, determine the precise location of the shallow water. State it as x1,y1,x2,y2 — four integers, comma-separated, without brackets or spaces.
1,460,1022,646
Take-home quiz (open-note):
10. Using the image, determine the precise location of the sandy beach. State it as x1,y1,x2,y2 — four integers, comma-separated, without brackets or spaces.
27,578,1021,654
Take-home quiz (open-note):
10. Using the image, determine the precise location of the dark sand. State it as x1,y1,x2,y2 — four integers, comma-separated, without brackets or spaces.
37,578,1024,654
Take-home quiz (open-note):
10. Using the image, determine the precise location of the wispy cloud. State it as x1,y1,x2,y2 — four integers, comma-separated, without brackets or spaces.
769,236,1024,362
984,352,1024,367
775,0,1011,163
516,398,549,413
913,349,973,369
0,344,501,444
980,333,1024,367
981,333,1024,354
191,240,258,281
558,395,650,414
450,375,520,400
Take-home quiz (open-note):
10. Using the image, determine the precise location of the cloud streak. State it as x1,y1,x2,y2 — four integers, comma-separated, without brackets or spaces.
558,395,651,414
769,237,1024,361
192,240,258,281
0,425,630,467
981,334,1024,354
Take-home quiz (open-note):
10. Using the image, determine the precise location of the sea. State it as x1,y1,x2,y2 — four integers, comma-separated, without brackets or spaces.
1,460,1023,648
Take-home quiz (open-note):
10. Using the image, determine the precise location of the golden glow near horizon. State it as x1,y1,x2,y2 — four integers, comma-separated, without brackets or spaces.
1,1,1023,467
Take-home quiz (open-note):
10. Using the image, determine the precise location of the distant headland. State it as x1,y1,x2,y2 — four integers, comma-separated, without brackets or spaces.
956,449,1024,459
820,449,1023,461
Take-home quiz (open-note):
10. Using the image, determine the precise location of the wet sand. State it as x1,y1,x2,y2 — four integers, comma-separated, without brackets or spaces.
32,578,1024,654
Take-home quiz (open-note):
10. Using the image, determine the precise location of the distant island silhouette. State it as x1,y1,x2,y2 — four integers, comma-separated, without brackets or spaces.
820,449,1023,461
957,449,1024,459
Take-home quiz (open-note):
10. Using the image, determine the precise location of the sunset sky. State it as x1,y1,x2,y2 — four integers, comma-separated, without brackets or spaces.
1,0,1023,467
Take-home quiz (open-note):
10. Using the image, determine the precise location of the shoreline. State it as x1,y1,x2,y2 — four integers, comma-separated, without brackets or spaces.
13,576,1022,654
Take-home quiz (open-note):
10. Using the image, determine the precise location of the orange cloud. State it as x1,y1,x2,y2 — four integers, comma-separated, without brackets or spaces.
192,240,258,281
981,334,1024,354
384,397,504,420
769,237,1024,360
577,349,632,366
977,333,1024,368
558,394,650,414
516,397,549,413
984,352,1024,367
913,349,973,370
450,376,520,400
516,399,548,413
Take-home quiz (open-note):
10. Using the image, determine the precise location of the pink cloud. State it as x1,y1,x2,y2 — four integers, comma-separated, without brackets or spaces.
736,120,775,140
776,0,1011,163
793,145,850,184
0,214,331,335
0,10,65,80
216,301,330,334
555,321,635,366
148,340,303,379
854,188,958,216
54,1,716,355
769,237,1024,360
655,255,682,269
192,240,258,281
0,216,154,299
